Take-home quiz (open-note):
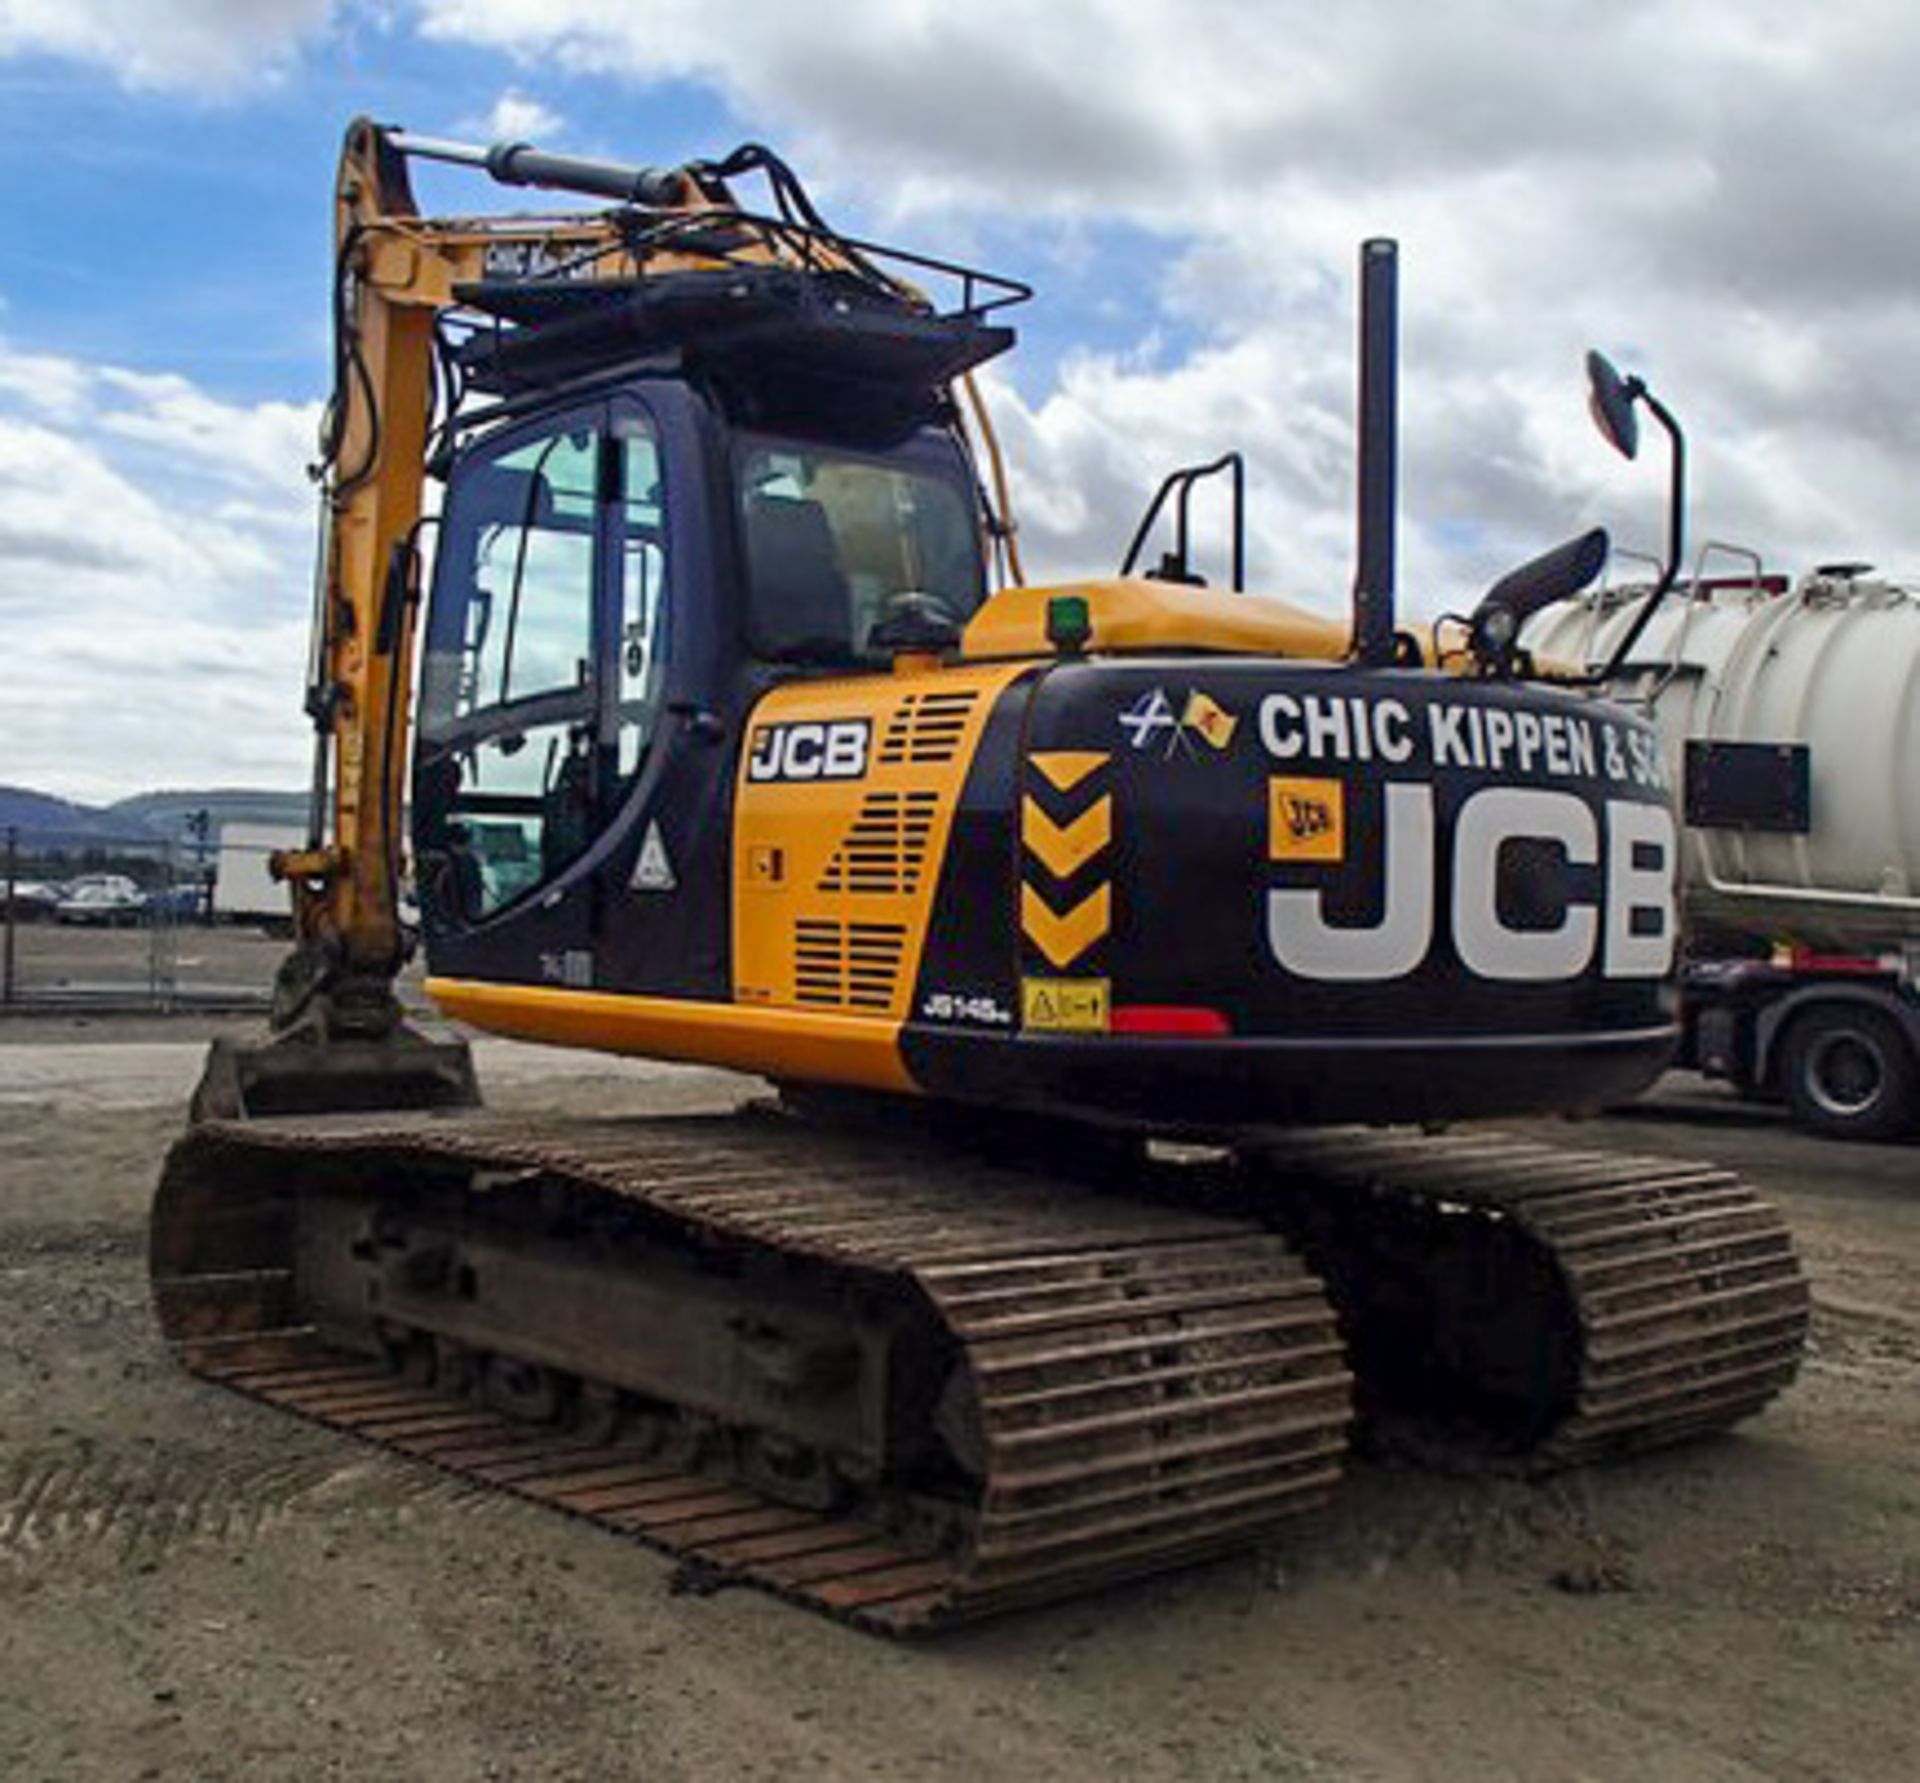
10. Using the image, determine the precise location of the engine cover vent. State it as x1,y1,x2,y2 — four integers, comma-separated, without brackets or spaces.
792,920,907,1011
879,690,979,766
817,791,941,895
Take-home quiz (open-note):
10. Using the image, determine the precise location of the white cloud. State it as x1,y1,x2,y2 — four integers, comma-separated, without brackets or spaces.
93,369,317,499
408,2,1815,213
0,346,92,424
463,88,565,143
0,0,336,91
411,0,1920,603
0,344,320,800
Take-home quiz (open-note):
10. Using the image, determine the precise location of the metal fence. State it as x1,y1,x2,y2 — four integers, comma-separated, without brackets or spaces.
1,825,277,1013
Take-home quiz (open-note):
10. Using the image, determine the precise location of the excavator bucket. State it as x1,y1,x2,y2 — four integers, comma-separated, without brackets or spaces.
189,1027,481,1123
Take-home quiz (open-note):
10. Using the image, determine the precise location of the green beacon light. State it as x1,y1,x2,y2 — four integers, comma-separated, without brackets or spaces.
1046,593,1092,656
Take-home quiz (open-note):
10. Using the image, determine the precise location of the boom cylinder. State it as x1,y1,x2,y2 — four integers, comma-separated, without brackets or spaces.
389,131,687,207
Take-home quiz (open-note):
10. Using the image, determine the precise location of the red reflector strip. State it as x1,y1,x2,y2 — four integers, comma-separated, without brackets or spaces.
1109,1005,1232,1037
1776,946,1890,977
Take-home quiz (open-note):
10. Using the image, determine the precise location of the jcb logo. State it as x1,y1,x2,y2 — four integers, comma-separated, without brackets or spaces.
1269,777,1345,863
1266,783,1675,983
747,719,871,783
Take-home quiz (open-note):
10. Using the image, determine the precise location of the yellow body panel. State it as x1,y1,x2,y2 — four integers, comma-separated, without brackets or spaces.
961,577,1352,662
731,661,1031,1020
429,659,1030,1090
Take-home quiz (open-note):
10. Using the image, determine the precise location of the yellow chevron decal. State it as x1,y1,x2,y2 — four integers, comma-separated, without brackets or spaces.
1031,750,1108,793
1021,793,1111,879
1020,882,1112,968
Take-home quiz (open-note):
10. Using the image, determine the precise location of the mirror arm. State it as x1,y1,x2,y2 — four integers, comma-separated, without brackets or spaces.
1548,388,1686,689
1587,392,1685,684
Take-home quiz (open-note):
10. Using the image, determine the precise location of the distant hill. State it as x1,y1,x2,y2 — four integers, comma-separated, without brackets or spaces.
110,789,308,842
0,785,144,842
1,785,306,847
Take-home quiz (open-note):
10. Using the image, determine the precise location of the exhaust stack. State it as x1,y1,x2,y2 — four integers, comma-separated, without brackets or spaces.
1353,237,1399,666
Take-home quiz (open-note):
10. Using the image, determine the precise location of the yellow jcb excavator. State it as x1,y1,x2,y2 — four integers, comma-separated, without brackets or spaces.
150,119,1809,1632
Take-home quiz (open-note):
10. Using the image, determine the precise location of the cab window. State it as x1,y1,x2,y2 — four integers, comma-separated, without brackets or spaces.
739,441,982,663
460,429,596,710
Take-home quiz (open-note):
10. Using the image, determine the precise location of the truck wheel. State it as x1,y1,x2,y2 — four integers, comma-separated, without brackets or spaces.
1779,1005,1920,1142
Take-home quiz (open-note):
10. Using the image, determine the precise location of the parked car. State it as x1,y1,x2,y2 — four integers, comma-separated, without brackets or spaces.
1,880,64,922
65,873,141,900
55,881,145,926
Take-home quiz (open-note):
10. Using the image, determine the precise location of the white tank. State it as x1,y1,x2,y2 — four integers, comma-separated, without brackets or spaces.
1523,557,1920,953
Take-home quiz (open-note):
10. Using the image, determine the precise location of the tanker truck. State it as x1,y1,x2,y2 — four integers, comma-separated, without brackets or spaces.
1525,554,1920,1140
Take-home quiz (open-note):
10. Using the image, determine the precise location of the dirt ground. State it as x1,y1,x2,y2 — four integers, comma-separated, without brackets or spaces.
1,1023,1916,1781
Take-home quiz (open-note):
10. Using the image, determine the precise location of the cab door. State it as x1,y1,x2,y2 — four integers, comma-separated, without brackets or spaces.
582,390,725,996
414,399,620,986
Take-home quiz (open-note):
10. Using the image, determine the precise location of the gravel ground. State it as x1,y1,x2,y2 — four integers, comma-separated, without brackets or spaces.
1,1032,1916,1781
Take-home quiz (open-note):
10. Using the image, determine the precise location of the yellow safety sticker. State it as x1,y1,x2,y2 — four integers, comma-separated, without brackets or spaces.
1021,976,1112,1033
1268,776,1346,863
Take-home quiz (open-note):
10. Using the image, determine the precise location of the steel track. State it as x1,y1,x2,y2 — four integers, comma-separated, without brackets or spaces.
1240,1130,1810,1465
152,1111,1352,1633
150,1112,1809,1631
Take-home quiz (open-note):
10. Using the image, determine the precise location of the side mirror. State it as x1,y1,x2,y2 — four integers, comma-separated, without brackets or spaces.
1579,349,1688,685
1585,350,1641,461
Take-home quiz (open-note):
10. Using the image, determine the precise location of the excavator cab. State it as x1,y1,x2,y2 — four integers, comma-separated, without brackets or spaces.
186,118,1025,1119
412,385,991,1002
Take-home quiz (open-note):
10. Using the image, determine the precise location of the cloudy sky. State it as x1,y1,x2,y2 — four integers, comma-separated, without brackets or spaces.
2,0,1916,800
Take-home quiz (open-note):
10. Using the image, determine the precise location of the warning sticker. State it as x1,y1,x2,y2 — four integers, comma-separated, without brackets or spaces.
1021,977,1111,1033
1268,776,1345,863
630,820,677,891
